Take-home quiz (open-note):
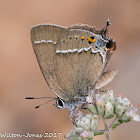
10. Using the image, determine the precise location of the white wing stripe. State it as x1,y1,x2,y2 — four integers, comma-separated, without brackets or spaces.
34,40,55,44
56,47,106,63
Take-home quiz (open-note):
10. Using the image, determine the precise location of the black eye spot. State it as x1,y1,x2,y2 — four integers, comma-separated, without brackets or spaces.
81,36,86,41
88,41,92,44
58,99,63,107
106,41,112,49
106,39,116,52
69,37,72,39
90,36,95,39
63,40,65,42
75,36,78,39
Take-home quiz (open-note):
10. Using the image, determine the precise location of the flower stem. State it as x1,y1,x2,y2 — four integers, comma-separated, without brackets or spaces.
102,117,110,140
109,116,118,130
105,132,110,140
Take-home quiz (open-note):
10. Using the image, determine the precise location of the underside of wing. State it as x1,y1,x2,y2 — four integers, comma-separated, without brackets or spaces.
54,28,108,99
31,24,70,100
67,24,101,35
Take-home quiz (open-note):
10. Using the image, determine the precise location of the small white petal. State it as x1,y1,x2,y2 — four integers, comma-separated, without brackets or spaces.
108,90,114,99
106,102,113,111
133,114,140,122
86,96,93,104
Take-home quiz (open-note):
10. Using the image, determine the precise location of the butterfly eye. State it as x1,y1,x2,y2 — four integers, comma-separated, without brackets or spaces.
56,98,65,109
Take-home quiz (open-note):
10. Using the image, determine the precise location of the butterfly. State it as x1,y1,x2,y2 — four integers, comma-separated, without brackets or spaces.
26,20,117,124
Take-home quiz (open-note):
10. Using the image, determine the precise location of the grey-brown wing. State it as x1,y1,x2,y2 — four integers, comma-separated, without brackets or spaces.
31,24,69,100
54,28,107,99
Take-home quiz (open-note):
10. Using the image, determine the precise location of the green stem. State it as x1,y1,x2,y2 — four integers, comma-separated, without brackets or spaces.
109,116,118,130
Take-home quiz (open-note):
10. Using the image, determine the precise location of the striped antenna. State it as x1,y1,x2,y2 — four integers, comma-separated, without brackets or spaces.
34,98,56,109
25,97,56,99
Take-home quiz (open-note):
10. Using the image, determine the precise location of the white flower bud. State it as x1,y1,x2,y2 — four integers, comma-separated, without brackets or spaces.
133,114,140,122
114,95,131,117
119,112,131,122
67,114,97,140
76,114,92,130
88,104,98,115
105,101,114,118
126,105,140,122
115,96,130,108
115,105,126,117
73,127,84,134
90,115,98,130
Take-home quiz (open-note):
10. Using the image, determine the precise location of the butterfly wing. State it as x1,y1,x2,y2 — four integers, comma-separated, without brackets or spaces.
31,24,70,100
54,27,108,99
31,24,110,102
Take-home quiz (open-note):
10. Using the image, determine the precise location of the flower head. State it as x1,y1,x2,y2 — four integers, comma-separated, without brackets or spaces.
114,93,131,117
127,104,140,122
115,93,130,107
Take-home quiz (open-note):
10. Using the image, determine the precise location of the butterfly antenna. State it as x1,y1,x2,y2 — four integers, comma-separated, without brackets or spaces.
34,98,56,109
106,19,111,27
101,19,111,38
25,97,56,100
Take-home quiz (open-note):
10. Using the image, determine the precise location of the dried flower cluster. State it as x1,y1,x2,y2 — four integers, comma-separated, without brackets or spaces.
67,90,140,140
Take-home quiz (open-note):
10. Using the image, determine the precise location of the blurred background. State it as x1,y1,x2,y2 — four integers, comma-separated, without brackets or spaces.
0,0,140,139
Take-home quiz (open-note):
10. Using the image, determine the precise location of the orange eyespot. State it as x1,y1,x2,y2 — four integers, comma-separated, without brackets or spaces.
86,94,90,96
110,45,115,52
81,36,86,40
88,36,96,44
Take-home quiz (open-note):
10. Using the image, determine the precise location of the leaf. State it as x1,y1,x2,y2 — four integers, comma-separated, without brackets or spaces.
112,121,123,130
94,132,104,136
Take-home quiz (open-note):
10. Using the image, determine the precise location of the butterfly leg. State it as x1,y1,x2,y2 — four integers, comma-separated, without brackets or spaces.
99,89,107,92
81,103,87,109
69,106,79,125
95,89,108,95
